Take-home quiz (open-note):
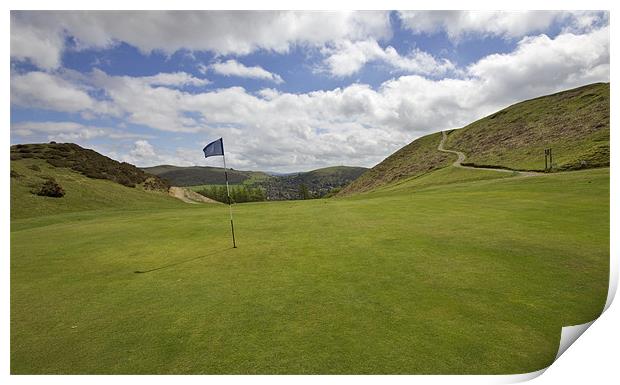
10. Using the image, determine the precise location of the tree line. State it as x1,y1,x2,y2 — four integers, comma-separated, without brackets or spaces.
196,185,266,203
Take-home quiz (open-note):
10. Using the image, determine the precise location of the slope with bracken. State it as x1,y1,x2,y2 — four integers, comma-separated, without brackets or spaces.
10,143,184,219
445,82,609,171
340,82,610,196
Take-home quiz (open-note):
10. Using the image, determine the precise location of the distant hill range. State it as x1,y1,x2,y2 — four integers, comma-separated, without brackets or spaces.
254,166,368,200
141,165,269,186
144,164,368,200
340,82,609,195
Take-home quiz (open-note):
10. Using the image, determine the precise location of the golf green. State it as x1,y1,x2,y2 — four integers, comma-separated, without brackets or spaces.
10,167,609,374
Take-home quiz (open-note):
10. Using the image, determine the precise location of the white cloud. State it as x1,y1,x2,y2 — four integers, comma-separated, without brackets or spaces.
140,72,211,87
467,26,610,104
322,39,455,77
10,17,64,69
10,26,610,172
129,140,156,159
11,121,149,142
11,71,95,112
209,60,283,84
11,11,391,70
118,140,200,167
397,10,607,41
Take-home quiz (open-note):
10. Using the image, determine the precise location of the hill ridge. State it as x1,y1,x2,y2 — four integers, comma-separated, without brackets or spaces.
340,82,609,196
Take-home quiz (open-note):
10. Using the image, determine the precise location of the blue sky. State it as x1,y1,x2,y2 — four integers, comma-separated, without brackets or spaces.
10,11,609,172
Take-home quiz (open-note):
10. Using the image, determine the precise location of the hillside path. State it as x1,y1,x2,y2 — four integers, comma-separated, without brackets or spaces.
438,131,539,177
169,187,220,204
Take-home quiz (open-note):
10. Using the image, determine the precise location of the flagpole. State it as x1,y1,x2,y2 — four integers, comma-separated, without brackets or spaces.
222,149,237,248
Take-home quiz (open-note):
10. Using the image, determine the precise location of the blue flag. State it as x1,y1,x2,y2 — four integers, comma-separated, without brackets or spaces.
203,138,224,158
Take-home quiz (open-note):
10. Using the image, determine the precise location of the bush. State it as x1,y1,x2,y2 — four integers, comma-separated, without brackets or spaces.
10,170,22,178
34,179,65,198
117,176,136,188
143,177,169,191
27,164,41,172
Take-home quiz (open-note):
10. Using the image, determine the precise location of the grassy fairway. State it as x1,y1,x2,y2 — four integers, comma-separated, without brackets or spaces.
10,168,609,374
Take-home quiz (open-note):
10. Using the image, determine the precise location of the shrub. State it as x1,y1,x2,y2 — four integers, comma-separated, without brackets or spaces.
117,176,136,188
27,164,41,172
10,170,22,178
34,179,65,198
47,158,72,168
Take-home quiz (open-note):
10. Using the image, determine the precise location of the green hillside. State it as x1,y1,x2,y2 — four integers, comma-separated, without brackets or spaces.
12,143,170,189
142,165,269,186
10,144,183,220
341,83,609,196
339,132,451,195
445,82,610,171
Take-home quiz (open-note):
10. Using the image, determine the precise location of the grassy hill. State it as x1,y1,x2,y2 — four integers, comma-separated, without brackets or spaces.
142,165,270,186
10,143,183,220
445,82,609,171
339,132,452,195
340,83,609,196
12,143,170,189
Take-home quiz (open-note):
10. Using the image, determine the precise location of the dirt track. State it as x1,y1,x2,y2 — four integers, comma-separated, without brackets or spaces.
437,131,540,177
168,186,220,204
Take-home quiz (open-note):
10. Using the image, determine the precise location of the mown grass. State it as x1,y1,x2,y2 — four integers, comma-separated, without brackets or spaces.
373,165,516,194
11,167,609,374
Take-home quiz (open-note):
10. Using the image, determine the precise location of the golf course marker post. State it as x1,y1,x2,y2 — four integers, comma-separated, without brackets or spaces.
203,138,237,248
544,148,553,171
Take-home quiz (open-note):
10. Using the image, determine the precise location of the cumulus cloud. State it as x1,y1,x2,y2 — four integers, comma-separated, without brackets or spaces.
117,140,202,167
468,26,610,104
129,140,156,158
397,10,608,41
322,39,455,77
11,71,95,112
11,11,391,70
208,60,283,84
10,25,610,172
11,121,149,142
10,16,65,69
140,72,211,87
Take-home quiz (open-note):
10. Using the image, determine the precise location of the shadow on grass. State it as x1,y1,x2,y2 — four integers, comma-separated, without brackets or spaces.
134,247,233,274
